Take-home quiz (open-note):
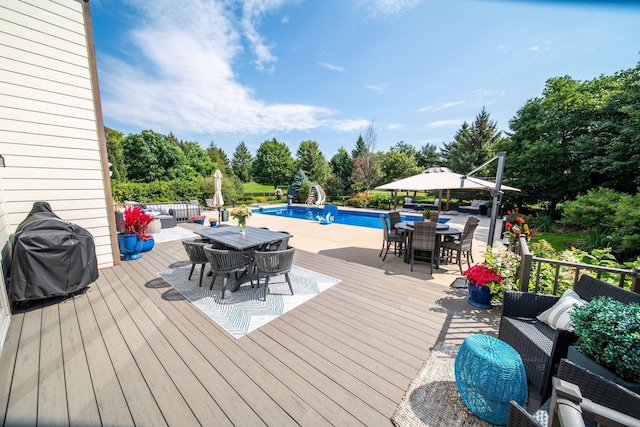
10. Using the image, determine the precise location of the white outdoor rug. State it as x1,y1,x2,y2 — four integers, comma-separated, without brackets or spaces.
159,265,340,339
392,342,492,427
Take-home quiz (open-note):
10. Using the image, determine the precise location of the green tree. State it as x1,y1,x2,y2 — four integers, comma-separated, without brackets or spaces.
251,138,295,189
442,107,500,174
381,148,420,182
207,143,231,174
231,141,253,182
416,143,441,169
122,129,190,182
105,126,126,181
330,147,353,196
351,135,366,159
498,76,604,210
296,140,331,185
179,141,216,177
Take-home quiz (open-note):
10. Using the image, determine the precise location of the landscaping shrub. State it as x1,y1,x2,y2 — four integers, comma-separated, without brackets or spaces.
369,193,393,209
571,297,640,383
255,196,266,203
346,192,370,208
561,188,640,261
529,213,555,233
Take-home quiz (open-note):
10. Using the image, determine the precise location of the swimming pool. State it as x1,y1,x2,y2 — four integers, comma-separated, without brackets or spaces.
254,206,449,230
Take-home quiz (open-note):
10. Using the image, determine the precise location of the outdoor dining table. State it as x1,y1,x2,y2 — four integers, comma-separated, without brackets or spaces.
194,225,292,290
194,225,291,251
395,221,462,268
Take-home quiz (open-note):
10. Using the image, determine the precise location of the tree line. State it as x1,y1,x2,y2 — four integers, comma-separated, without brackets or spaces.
107,61,639,209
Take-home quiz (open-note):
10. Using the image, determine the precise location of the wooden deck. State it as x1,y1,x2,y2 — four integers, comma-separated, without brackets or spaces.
0,235,499,426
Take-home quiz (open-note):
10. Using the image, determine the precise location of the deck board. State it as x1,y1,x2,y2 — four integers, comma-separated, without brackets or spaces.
38,303,68,426
0,234,499,426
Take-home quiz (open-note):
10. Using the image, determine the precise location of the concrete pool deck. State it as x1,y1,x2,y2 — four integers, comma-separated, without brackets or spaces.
199,205,504,289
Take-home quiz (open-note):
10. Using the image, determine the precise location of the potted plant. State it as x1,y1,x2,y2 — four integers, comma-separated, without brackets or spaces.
462,263,504,309
230,205,252,235
118,206,153,260
140,233,154,252
208,217,217,227
569,296,640,394
190,215,206,225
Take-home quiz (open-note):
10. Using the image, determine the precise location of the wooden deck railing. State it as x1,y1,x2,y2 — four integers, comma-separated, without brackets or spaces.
517,235,640,294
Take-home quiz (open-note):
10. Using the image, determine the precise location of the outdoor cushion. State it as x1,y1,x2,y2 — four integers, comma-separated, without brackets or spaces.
536,289,586,331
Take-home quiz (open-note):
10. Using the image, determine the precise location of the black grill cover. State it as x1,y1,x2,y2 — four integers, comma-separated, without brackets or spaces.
9,202,99,302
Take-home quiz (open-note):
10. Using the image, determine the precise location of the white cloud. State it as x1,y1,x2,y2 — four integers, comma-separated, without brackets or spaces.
357,0,423,19
331,119,371,132
365,83,389,93
98,0,357,138
319,62,345,72
418,100,465,112
529,45,540,51
387,123,403,130
497,44,508,53
281,15,289,23
426,119,467,129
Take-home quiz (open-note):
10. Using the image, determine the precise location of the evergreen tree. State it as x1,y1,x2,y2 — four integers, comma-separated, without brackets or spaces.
442,107,500,174
351,135,366,159
416,143,442,169
296,140,331,185
207,142,231,175
330,147,353,195
287,169,309,202
231,141,253,182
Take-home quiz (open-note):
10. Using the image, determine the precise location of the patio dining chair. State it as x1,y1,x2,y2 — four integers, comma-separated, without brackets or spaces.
410,221,437,274
253,246,295,301
380,214,405,261
440,216,479,274
429,211,439,223
203,247,252,299
388,211,403,235
182,239,212,287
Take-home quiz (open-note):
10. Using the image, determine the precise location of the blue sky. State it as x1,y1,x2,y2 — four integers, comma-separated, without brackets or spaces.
91,0,640,159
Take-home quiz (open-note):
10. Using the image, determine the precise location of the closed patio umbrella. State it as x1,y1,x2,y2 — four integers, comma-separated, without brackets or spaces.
212,169,224,226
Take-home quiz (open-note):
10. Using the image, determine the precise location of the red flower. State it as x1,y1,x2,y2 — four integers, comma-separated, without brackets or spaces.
506,209,512,215
462,264,503,287
516,217,525,224
120,206,153,236
505,222,512,230
515,207,519,212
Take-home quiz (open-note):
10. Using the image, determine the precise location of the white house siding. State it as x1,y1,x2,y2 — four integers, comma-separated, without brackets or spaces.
0,0,116,268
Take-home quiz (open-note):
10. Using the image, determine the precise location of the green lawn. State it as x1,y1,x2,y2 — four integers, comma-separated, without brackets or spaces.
530,232,582,252
243,182,285,193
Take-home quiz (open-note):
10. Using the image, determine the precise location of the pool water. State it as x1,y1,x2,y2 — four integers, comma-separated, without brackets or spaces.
254,206,449,230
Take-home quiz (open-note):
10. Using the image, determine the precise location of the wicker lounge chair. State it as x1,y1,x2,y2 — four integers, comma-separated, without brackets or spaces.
498,275,640,400
507,358,640,427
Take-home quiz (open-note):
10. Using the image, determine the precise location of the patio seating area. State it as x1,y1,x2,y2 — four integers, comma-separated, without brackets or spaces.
0,214,501,426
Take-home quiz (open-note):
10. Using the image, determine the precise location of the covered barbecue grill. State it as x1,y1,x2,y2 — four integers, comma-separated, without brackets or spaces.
9,202,98,302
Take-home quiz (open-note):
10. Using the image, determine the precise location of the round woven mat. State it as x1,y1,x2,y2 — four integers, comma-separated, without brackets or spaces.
391,342,494,427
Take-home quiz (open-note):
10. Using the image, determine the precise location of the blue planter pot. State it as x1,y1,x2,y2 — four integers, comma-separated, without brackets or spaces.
209,221,217,227
468,281,493,309
117,234,143,260
194,219,205,225
141,237,155,252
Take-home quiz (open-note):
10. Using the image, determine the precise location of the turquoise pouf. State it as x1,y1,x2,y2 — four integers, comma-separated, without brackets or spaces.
454,334,527,425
